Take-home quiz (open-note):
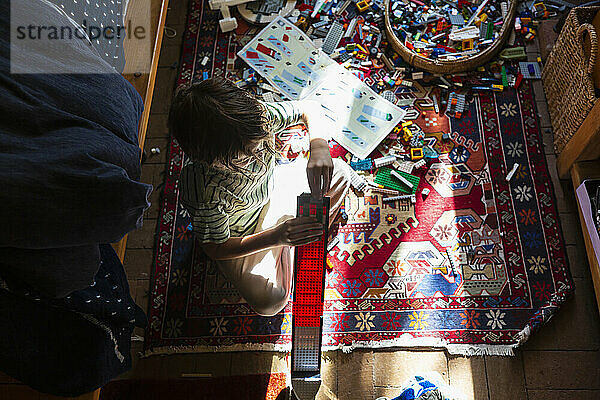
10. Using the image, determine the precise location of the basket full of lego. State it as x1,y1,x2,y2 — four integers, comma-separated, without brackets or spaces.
542,6,599,155
384,0,518,73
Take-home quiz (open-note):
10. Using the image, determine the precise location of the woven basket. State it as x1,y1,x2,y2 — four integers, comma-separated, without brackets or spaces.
542,7,599,154
383,0,518,73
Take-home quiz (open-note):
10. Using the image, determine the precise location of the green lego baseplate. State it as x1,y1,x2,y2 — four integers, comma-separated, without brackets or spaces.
375,167,420,194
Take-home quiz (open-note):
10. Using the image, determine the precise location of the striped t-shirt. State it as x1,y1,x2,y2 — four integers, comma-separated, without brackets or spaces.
179,101,304,244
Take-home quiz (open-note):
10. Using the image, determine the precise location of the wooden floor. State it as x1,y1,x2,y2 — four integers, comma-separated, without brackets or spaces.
2,2,598,399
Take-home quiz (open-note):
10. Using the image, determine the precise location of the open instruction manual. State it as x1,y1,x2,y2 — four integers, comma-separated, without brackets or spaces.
238,16,406,159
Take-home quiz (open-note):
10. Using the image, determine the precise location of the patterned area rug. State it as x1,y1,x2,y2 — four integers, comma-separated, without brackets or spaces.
144,0,574,355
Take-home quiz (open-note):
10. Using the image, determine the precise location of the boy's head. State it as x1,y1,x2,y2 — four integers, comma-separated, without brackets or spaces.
168,77,269,167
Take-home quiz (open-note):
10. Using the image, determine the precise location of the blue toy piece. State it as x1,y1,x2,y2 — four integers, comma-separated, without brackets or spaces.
422,145,439,159
340,209,348,222
350,158,373,171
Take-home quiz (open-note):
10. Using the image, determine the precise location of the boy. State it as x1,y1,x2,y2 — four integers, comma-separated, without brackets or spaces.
169,77,351,316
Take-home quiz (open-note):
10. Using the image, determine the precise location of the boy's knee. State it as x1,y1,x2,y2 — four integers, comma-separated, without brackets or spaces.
246,286,289,317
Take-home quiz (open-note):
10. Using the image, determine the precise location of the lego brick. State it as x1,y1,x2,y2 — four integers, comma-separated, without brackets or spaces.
327,235,340,252
410,131,425,147
449,12,466,26
373,155,396,168
321,21,345,55
422,145,439,159
413,159,426,169
410,147,424,160
396,160,415,173
291,194,329,376
446,92,467,118
382,193,416,203
349,168,368,191
344,17,358,38
382,90,396,103
499,47,527,60
390,169,414,189
356,0,371,12
350,158,373,171
374,167,420,194
519,61,541,79
369,186,400,195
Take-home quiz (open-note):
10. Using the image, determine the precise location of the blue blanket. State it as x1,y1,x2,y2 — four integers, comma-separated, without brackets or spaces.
2,0,151,249
0,0,151,395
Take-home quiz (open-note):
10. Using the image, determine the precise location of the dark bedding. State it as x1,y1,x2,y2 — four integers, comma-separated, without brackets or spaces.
1,0,152,296
1,0,151,249
0,244,147,397
0,0,152,395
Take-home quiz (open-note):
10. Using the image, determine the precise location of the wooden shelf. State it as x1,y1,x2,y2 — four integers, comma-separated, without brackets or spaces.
571,161,600,310
557,99,600,179
552,77,600,310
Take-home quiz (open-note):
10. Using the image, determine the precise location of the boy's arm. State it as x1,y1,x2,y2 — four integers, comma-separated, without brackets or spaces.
202,216,323,260
298,100,334,199
263,100,334,198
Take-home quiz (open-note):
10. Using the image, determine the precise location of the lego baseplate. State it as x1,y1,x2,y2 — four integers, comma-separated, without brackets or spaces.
374,167,420,194
321,20,344,55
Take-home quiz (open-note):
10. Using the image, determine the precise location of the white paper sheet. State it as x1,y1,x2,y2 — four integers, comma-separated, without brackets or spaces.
238,16,406,159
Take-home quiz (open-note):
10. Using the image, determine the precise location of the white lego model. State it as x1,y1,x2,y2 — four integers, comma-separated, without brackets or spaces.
390,170,415,189
373,154,397,168
448,25,480,41
208,0,253,32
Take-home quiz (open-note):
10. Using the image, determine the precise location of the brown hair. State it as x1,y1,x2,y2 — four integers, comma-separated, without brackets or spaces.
168,77,272,170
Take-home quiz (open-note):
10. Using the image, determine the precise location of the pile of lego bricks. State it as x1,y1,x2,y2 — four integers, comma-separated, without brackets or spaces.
234,0,553,203
386,0,555,62
388,0,508,62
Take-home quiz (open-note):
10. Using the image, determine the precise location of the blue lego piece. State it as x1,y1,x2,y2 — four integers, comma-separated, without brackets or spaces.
350,158,373,171
422,146,439,159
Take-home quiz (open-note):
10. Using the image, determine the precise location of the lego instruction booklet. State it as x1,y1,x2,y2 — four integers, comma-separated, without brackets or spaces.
238,16,406,159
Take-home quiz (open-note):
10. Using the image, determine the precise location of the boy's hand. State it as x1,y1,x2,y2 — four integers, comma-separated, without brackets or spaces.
307,138,333,199
273,216,323,247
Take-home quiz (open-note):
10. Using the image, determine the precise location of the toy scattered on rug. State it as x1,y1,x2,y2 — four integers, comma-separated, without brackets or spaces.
208,0,253,32
232,0,548,111
230,0,554,209
375,372,463,400
291,194,330,400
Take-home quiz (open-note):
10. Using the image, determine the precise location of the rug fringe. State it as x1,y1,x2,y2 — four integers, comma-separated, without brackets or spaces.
140,342,292,358
142,335,517,357
446,344,516,356
322,335,517,356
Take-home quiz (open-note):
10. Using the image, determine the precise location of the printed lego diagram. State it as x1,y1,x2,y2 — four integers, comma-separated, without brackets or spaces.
238,17,406,159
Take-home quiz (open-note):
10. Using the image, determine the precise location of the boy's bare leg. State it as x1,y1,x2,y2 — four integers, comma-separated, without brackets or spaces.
216,158,351,316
